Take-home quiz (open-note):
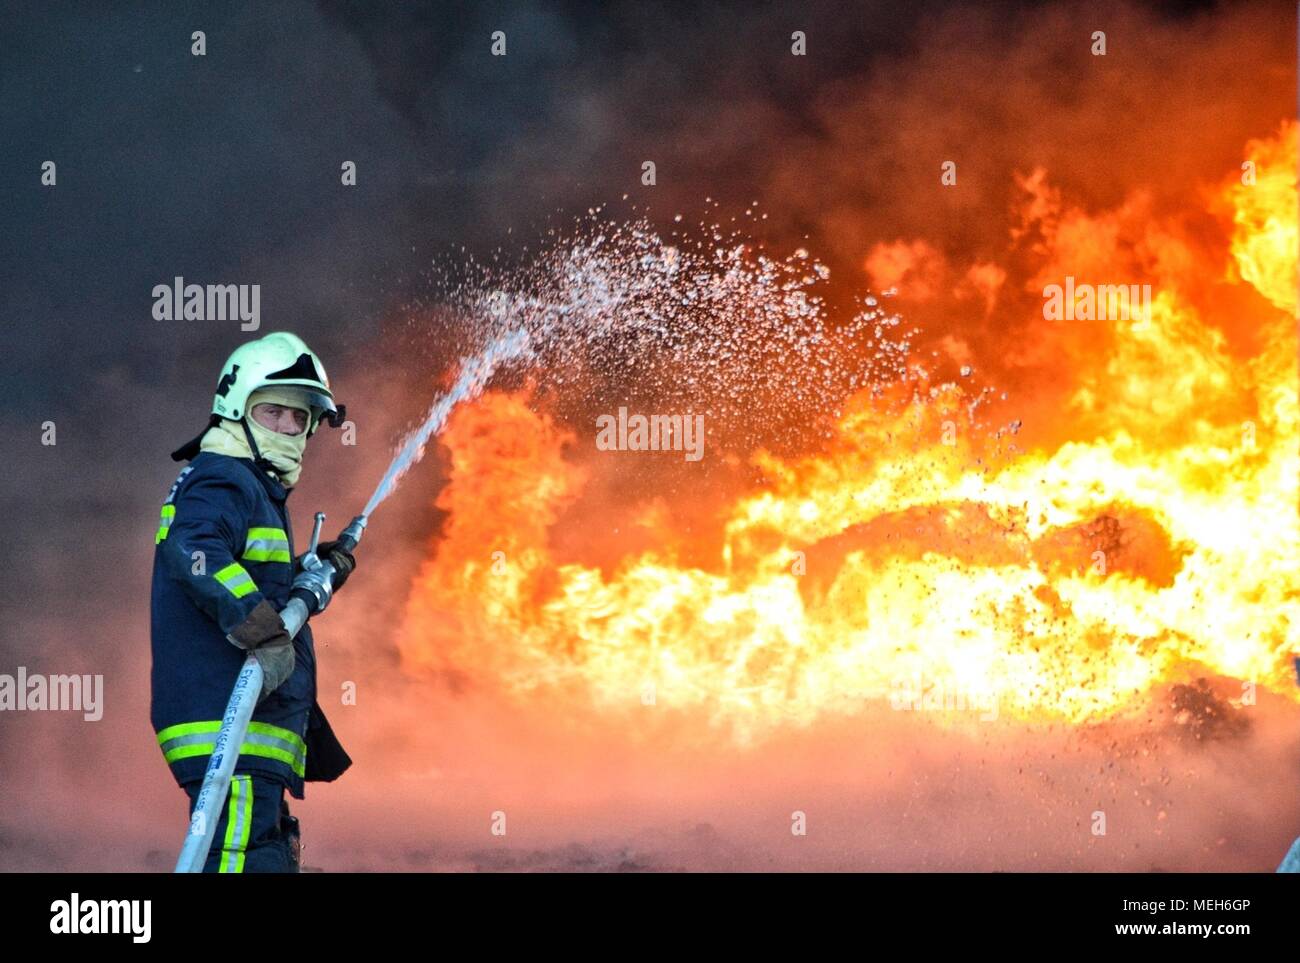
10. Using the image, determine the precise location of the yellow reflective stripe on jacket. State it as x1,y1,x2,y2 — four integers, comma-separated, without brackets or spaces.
243,527,291,564
156,720,307,777
213,561,257,599
155,504,176,544
220,775,253,873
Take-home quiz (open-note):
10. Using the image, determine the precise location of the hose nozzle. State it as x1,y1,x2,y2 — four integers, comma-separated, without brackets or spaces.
337,514,368,553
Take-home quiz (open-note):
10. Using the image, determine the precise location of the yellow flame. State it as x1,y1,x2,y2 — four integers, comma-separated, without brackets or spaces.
398,123,1300,742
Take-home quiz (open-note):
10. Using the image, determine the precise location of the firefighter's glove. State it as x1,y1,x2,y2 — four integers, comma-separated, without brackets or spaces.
290,561,333,616
312,540,356,593
227,600,296,702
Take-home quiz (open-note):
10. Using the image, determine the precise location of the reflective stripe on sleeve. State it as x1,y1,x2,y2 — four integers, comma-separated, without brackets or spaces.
155,504,176,544
213,561,257,599
243,527,291,564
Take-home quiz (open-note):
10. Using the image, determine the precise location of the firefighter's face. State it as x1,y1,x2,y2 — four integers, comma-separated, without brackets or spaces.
251,403,309,435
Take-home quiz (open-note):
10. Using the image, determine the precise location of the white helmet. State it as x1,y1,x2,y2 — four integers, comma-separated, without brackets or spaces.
172,332,346,463
211,331,340,434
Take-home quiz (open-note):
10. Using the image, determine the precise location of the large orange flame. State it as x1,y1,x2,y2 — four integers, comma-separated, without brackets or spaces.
396,123,1298,743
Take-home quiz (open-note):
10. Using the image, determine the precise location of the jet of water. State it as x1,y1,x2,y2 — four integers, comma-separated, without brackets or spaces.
361,326,531,517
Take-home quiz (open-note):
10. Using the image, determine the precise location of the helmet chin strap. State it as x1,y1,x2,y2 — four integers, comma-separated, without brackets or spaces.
239,417,280,477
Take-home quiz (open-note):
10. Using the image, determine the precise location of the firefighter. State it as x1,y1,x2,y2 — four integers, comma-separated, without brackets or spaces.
151,331,355,872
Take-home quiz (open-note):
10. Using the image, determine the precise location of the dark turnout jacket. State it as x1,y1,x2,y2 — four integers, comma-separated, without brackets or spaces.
150,451,350,799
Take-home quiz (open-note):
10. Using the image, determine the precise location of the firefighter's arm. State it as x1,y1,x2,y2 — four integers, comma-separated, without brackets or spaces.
157,471,280,641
